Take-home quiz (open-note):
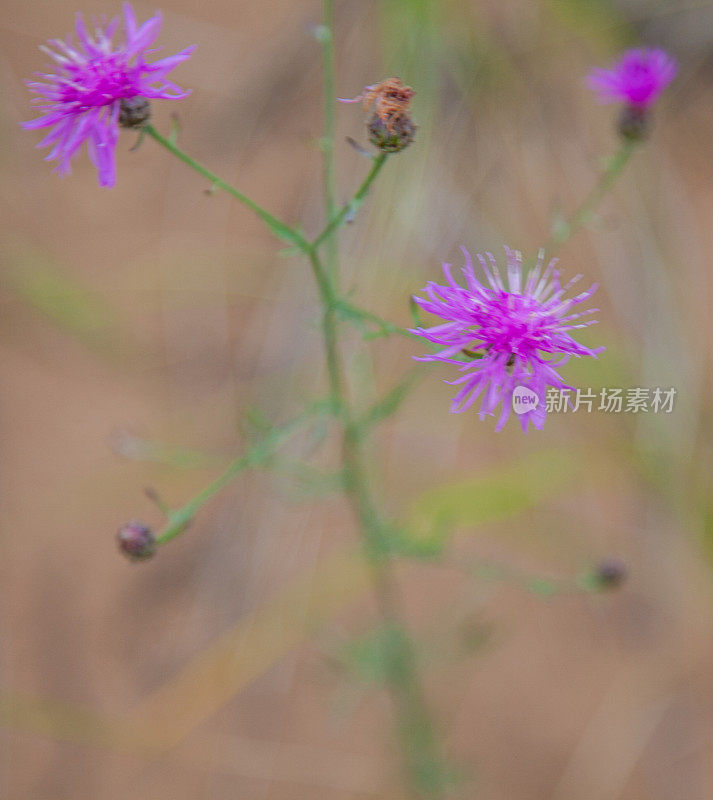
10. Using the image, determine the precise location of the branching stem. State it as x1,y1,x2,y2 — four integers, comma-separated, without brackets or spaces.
544,139,636,254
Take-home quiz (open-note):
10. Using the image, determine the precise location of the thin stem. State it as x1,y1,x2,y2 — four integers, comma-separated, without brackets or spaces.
144,124,310,251
155,413,313,546
307,248,344,411
145,87,443,797
451,557,622,597
319,0,340,280
306,20,443,773
313,153,389,249
344,416,447,799
308,244,447,798
543,139,636,254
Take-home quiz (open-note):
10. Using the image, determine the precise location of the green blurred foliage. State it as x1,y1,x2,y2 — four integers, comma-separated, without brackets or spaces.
3,247,124,357
546,0,629,50
406,449,579,547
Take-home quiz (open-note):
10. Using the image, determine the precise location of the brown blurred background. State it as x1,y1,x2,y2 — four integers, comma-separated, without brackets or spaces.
3,0,713,797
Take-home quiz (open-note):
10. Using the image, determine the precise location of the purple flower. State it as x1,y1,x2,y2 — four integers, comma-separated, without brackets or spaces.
587,47,677,110
23,3,195,187
411,247,603,432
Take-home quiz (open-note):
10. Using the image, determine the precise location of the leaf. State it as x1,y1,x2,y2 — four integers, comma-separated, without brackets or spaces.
4,250,123,355
359,371,418,430
278,245,303,258
257,213,308,249
112,431,223,470
340,624,410,685
243,406,276,438
372,520,449,560
409,295,425,328
406,449,579,539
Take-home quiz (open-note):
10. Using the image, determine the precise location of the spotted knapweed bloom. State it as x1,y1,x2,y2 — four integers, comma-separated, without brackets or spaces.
23,4,195,187
411,247,603,431
587,48,677,110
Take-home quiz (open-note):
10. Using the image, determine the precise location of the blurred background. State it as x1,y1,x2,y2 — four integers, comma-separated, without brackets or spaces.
2,0,713,797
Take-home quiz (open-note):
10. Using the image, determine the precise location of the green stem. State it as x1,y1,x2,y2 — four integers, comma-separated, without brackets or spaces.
155,414,312,546
144,124,310,251
307,20,445,776
146,64,442,795
307,248,344,411
308,243,447,798
544,139,636,254
319,0,340,281
313,153,389,249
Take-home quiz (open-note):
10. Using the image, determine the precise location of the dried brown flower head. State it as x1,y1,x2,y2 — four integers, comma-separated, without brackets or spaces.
340,77,415,133
339,77,416,152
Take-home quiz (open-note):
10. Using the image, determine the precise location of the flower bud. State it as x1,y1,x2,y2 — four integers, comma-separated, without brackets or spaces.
595,557,628,589
617,105,650,142
117,520,156,561
119,97,152,129
368,113,416,153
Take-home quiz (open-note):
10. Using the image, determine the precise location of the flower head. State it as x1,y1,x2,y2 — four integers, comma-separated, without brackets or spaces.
339,77,414,127
367,113,416,153
411,247,602,432
117,520,156,561
339,77,416,152
24,3,195,187
595,557,628,589
587,47,677,110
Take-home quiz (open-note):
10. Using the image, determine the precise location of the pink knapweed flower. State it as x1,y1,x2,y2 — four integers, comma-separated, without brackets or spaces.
411,247,603,432
587,47,677,109
23,3,195,187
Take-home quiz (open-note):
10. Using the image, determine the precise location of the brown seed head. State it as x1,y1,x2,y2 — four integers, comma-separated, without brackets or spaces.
360,77,415,133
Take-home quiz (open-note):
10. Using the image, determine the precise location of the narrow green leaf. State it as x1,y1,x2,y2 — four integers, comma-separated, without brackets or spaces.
5,252,122,355
407,450,579,536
